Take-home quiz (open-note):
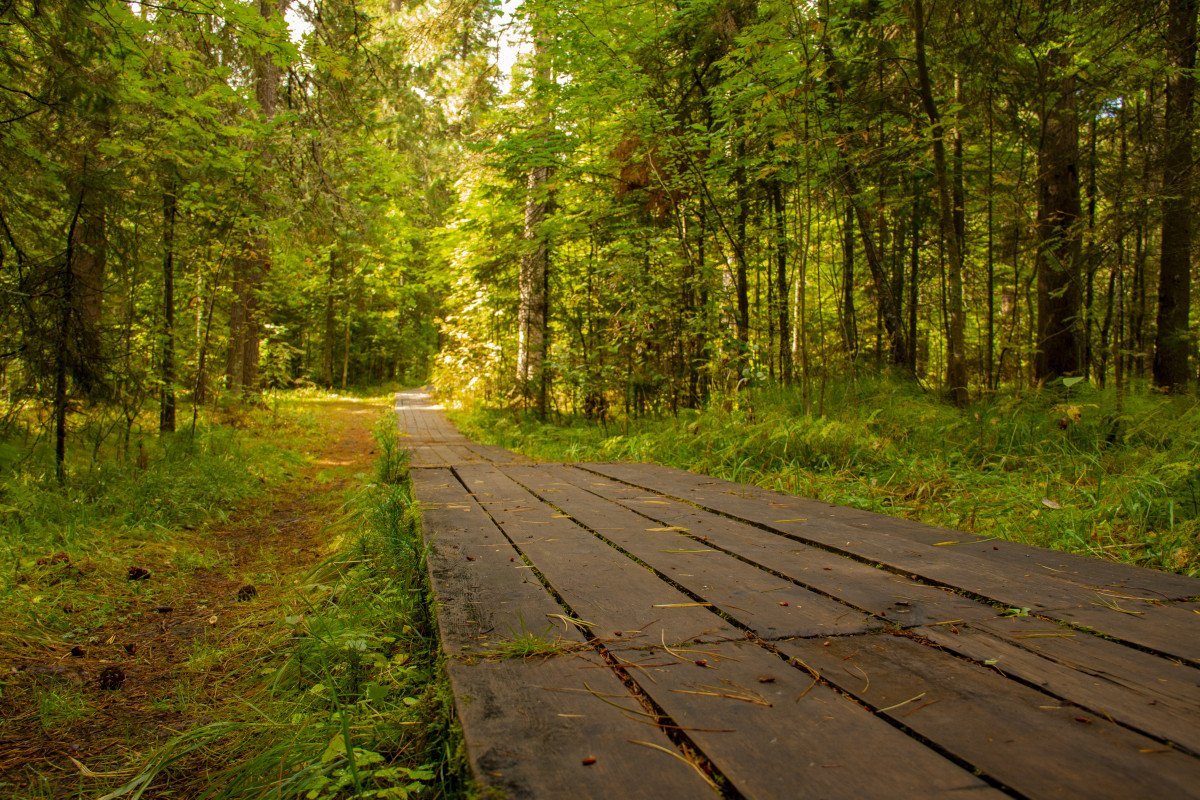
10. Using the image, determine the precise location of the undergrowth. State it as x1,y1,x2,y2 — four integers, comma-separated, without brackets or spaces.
96,415,466,799
450,375,1200,577
0,400,315,648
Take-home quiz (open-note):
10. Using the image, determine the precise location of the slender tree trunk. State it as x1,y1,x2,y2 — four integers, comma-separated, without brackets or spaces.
1083,116,1099,380
56,192,87,484
159,186,177,434
770,173,791,384
1155,0,1197,391
909,179,921,374
841,202,858,359
226,260,247,391
733,136,751,353
342,317,351,391
323,249,337,388
914,0,968,404
986,91,996,390
68,169,106,399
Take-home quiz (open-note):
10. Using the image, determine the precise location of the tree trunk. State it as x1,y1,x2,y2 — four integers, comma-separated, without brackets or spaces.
1155,0,1197,391
733,136,751,354
841,202,858,359
227,0,287,400
323,249,337,388
769,172,791,384
914,0,968,405
517,162,551,414
55,191,87,484
1035,24,1084,382
516,30,553,416
159,186,176,434
68,172,106,399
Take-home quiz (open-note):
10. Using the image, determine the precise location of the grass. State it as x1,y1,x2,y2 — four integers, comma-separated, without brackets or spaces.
89,413,465,800
449,374,1200,577
0,393,468,798
476,633,583,661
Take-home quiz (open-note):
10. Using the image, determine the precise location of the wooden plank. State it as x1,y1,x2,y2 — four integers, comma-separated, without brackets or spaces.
583,462,1200,600
614,641,1002,799
776,633,1200,799
447,652,716,798
1043,599,1200,665
408,446,452,468
503,463,878,639
466,442,533,464
563,465,997,628
581,463,1200,660
920,616,1200,754
413,469,580,653
454,463,739,646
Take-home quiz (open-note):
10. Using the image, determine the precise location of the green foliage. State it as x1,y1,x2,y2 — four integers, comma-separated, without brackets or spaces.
374,413,411,486
453,376,1200,576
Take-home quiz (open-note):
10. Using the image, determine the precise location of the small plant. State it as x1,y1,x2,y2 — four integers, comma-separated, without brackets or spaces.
373,416,410,486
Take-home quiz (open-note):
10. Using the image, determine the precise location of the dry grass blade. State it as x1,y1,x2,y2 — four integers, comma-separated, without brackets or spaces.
876,692,927,714
627,740,719,792
545,612,596,632
1090,596,1145,616
670,683,772,706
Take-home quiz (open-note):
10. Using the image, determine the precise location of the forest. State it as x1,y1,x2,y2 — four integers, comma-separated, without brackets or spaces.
2,0,1198,455
1,0,1199,796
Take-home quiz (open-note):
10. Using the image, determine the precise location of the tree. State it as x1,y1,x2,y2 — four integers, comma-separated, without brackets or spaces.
1034,4,1084,382
1154,0,1197,391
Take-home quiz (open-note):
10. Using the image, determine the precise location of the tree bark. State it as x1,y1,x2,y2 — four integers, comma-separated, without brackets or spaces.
159,186,177,434
323,249,337,388
517,30,553,417
1155,0,1197,391
1035,20,1084,382
841,202,858,359
769,171,791,384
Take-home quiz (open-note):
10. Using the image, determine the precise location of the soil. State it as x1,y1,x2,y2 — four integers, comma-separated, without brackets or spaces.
0,399,386,798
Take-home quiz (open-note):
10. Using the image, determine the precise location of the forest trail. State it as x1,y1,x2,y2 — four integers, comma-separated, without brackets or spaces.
0,400,386,796
399,390,1200,799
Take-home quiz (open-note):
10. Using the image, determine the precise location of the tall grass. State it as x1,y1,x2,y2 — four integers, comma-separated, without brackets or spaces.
451,376,1200,576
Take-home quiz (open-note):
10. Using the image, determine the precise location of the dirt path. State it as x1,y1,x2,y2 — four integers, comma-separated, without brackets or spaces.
0,399,385,797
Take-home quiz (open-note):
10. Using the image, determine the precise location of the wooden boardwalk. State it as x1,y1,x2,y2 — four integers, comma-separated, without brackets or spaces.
395,390,1200,799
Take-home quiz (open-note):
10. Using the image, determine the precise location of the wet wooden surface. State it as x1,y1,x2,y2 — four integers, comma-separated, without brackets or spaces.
396,391,1200,799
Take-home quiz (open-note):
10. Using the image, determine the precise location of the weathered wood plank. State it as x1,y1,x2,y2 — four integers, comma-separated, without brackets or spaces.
776,633,1200,799
501,463,878,639
447,653,716,798
581,463,1200,660
466,442,533,464
614,641,1002,799
920,616,1200,755
454,463,738,646
407,447,445,468
413,469,579,653
582,462,1200,600
562,465,997,628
